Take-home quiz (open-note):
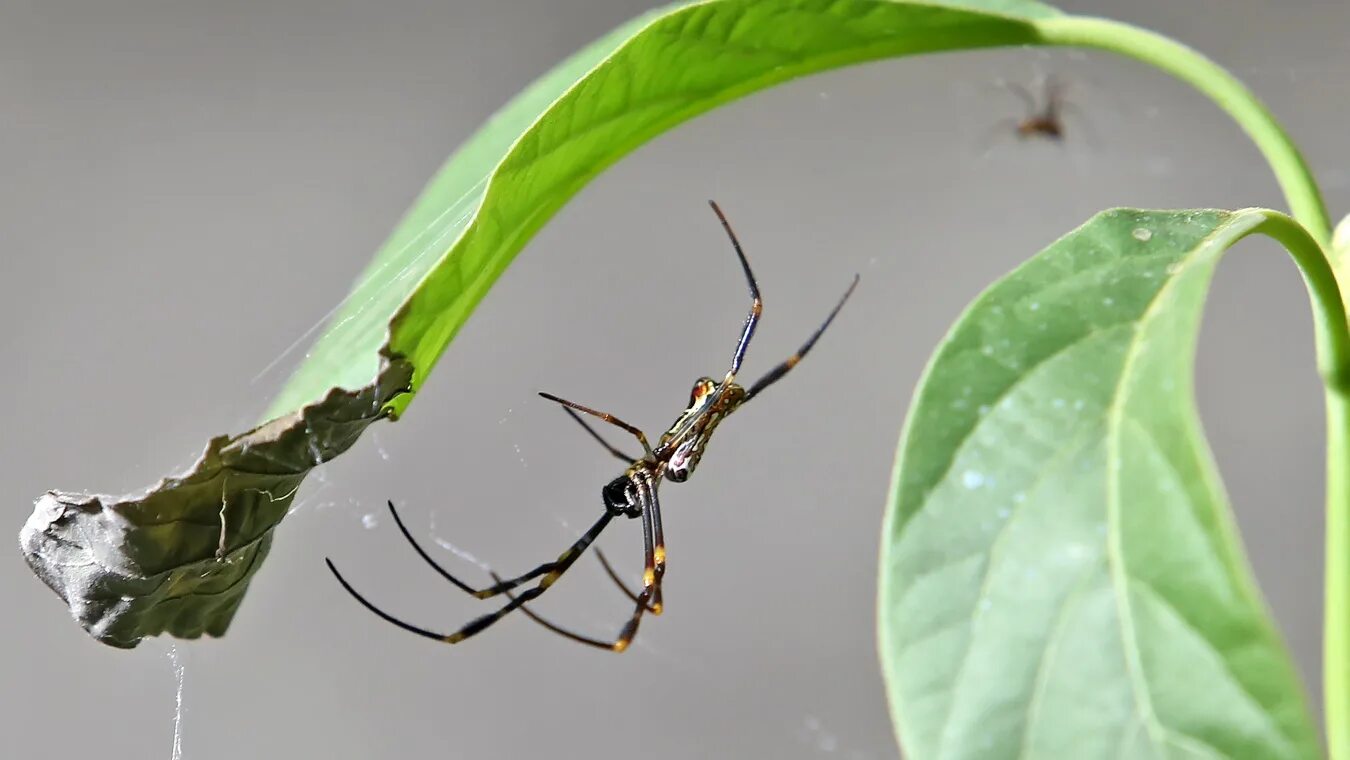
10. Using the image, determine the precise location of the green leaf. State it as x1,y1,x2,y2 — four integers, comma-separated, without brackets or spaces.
362,0,1059,420
22,0,1061,646
877,209,1323,759
270,0,1061,420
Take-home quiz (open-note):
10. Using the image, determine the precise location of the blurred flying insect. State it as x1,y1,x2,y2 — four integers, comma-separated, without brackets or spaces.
327,201,859,651
980,74,1095,149
1009,74,1070,140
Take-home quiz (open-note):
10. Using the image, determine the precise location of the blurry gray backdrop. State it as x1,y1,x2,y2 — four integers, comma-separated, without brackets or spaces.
3,1,1347,758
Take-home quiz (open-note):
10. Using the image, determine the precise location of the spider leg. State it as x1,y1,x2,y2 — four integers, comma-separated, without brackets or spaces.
708,200,763,383
614,472,664,649
326,510,616,644
328,558,457,641
382,500,583,598
560,406,637,464
744,274,859,402
655,200,764,449
538,391,653,459
595,547,659,612
497,575,621,651
647,477,666,615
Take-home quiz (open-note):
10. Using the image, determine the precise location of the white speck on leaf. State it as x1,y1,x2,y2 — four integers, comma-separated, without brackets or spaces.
962,470,985,489
1132,227,1153,242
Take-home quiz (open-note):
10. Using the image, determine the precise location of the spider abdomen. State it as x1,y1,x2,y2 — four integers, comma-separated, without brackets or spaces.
602,474,642,518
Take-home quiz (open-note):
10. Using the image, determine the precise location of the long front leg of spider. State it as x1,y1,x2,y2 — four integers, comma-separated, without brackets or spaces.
325,509,616,644
744,274,860,402
652,200,765,451
709,199,761,385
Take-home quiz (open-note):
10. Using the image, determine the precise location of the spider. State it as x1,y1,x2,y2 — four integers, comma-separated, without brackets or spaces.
326,200,859,651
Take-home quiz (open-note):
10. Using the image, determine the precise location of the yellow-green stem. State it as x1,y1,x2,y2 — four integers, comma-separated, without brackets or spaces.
1258,210,1350,756
1327,391,1350,756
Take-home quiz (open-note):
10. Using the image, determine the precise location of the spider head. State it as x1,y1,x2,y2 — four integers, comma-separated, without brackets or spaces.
602,475,641,519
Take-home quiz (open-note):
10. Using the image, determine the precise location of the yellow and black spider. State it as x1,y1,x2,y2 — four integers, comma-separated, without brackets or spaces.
327,201,858,652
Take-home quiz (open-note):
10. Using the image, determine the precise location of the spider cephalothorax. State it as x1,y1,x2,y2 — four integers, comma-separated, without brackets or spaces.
660,378,746,483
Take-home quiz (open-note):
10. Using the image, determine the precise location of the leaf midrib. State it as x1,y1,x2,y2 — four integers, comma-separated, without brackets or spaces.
1103,216,1246,757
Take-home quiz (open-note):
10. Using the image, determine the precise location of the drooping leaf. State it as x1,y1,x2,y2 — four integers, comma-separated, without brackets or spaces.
877,209,1322,759
23,0,1064,646
20,363,411,648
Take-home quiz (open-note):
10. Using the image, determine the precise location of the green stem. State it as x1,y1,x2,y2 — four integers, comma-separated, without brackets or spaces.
1327,392,1350,758
1037,17,1332,247
1257,214,1350,758
1256,212,1350,391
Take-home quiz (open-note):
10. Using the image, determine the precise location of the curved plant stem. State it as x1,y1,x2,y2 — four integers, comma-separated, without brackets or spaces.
1253,210,1349,759
1255,212,1350,391
1037,17,1332,247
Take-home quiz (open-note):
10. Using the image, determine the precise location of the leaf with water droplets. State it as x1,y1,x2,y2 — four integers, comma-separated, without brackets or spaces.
878,208,1322,759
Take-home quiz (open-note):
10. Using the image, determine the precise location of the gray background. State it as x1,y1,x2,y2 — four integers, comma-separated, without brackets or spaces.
2,1,1346,758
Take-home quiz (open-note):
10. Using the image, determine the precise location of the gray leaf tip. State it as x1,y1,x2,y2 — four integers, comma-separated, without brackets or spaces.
20,356,414,648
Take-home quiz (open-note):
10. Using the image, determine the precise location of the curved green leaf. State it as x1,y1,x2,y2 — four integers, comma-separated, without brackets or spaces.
22,0,1060,646
877,209,1326,759
364,0,1059,419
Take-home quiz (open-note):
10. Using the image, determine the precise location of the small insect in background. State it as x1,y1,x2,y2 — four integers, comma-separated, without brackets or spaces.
978,73,1097,151
327,201,859,652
